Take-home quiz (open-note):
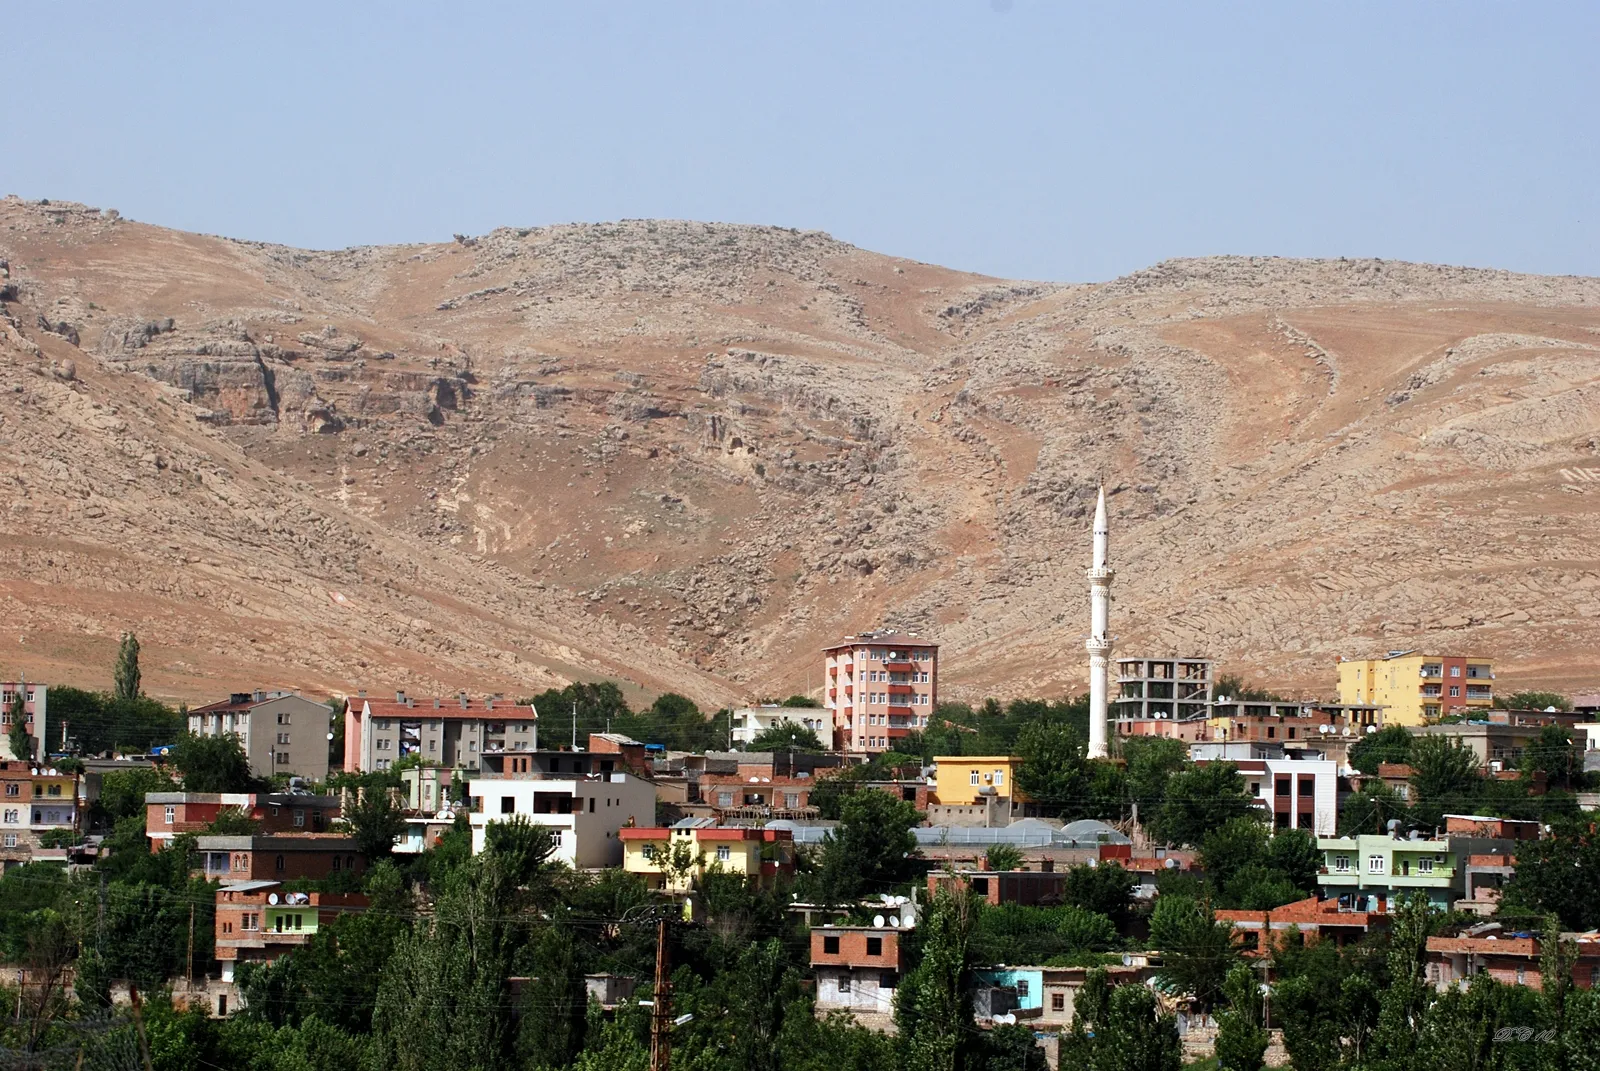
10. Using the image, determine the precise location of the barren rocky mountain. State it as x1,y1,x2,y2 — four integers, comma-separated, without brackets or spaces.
2,194,1598,707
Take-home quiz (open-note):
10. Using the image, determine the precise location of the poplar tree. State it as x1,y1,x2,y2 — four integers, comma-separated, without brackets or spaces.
113,632,141,700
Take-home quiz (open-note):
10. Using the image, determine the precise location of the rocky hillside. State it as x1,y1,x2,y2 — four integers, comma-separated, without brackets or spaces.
2,195,1598,705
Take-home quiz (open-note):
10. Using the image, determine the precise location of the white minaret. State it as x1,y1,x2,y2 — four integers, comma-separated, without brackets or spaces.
1086,485,1114,759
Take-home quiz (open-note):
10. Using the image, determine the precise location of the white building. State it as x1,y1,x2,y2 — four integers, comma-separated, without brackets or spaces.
1190,743,1339,836
466,773,656,869
730,705,830,748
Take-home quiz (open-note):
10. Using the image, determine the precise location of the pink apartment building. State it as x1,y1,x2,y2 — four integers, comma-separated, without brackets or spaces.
823,631,938,753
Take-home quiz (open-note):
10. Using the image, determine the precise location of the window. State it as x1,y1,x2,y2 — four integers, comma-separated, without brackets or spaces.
1368,855,1384,874
838,976,851,994
866,937,883,956
1450,666,1462,677
2,834,13,848
718,792,733,807
970,771,980,786
1052,993,1066,1013
641,844,655,861
164,805,175,825
716,845,731,862
332,855,341,872
276,752,290,765
2,809,15,824
242,913,258,931
1449,686,1460,697
993,770,1005,787
1017,980,1030,998
293,810,305,828
278,732,291,744
823,936,840,955
375,719,389,730
881,972,898,990
1334,855,1350,873
1418,857,1434,875
346,855,355,870
275,854,286,872
3,784,15,797
376,738,391,751
501,796,516,815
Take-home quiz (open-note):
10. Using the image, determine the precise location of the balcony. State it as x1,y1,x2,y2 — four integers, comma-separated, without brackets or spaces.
886,682,914,693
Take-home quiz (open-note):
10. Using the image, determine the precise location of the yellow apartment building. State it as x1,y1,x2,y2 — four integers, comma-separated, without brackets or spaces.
619,825,795,892
931,756,1026,806
1337,653,1494,725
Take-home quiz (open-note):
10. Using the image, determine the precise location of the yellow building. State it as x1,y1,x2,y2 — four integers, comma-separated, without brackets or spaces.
619,825,795,892
1337,653,1494,726
931,756,1025,806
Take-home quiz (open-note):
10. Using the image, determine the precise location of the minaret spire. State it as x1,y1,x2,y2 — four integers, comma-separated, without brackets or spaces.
1086,485,1114,759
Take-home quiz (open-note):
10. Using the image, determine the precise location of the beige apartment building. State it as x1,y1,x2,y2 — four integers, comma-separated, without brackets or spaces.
189,691,333,780
823,630,938,753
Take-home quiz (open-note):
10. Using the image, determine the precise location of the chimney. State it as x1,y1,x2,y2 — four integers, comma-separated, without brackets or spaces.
252,690,265,703
433,698,441,710
485,697,494,711
358,689,367,698
459,692,468,710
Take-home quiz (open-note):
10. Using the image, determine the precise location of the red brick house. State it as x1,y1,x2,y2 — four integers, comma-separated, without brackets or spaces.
196,834,365,882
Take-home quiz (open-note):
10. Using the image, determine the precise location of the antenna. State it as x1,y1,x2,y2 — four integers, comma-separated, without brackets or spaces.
572,699,578,751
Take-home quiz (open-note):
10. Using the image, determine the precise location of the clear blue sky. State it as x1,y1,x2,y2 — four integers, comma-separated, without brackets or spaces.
4,1,1596,282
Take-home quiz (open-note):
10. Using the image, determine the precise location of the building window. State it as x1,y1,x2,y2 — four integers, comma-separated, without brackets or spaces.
278,732,291,745
276,752,290,765
275,854,286,872
993,771,1005,787
1368,855,1384,874
641,844,655,862
1334,855,1350,873
164,805,175,825
1017,980,1030,998
716,845,731,862
4,784,15,797
866,937,883,956
839,976,851,994
293,810,305,828
2,834,14,848
1418,857,1434,874
970,771,980,786
332,855,341,872
1450,666,1461,677
824,936,840,955
2,809,15,824
881,972,898,990
1052,993,1066,1012
501,796,516,815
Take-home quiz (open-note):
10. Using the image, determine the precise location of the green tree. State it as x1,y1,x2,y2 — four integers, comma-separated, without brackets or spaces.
1521,723,1582,792
1214,962,1268,1071
370,853,522,1071
1494,690,1572,712
1339,780,1411,836
1149,895,1237,1011
1060,968,1182,1071
748,720,824,752
1147,761,1257,847
1214,674,1287,703
1502,816,1600,929
516,926,588,1070
6,687,31,761
343,787,407,863
203,807,261,835
1408,735,1483,828
1368,893,1440,1064
895,887,976,1071
781,694,822,708
174,730,255,792
1061,860,1136,928
114,631,142,700
983,843,1024,873
816,788,920,904
649,692,699,718
1348,724,1414,775
1122,736,1187,824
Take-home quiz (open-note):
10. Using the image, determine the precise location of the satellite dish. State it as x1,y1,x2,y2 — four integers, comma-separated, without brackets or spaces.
1341,726,1350,737
873,914,886,928
1319,725,1330,735
268,893,280,905
1367,725,1378,734
888,915,901,928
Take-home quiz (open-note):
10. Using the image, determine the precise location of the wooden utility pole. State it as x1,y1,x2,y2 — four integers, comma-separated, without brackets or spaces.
128,985,155,1071
186,903,195,985
648,917,673,1071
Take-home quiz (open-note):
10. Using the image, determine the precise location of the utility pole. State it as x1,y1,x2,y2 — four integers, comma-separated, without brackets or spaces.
649,917,673,1071
571,700,577,751
186,904,195,986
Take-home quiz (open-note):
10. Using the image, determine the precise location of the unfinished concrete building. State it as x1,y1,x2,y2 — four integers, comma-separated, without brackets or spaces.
1114,657,1213,721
